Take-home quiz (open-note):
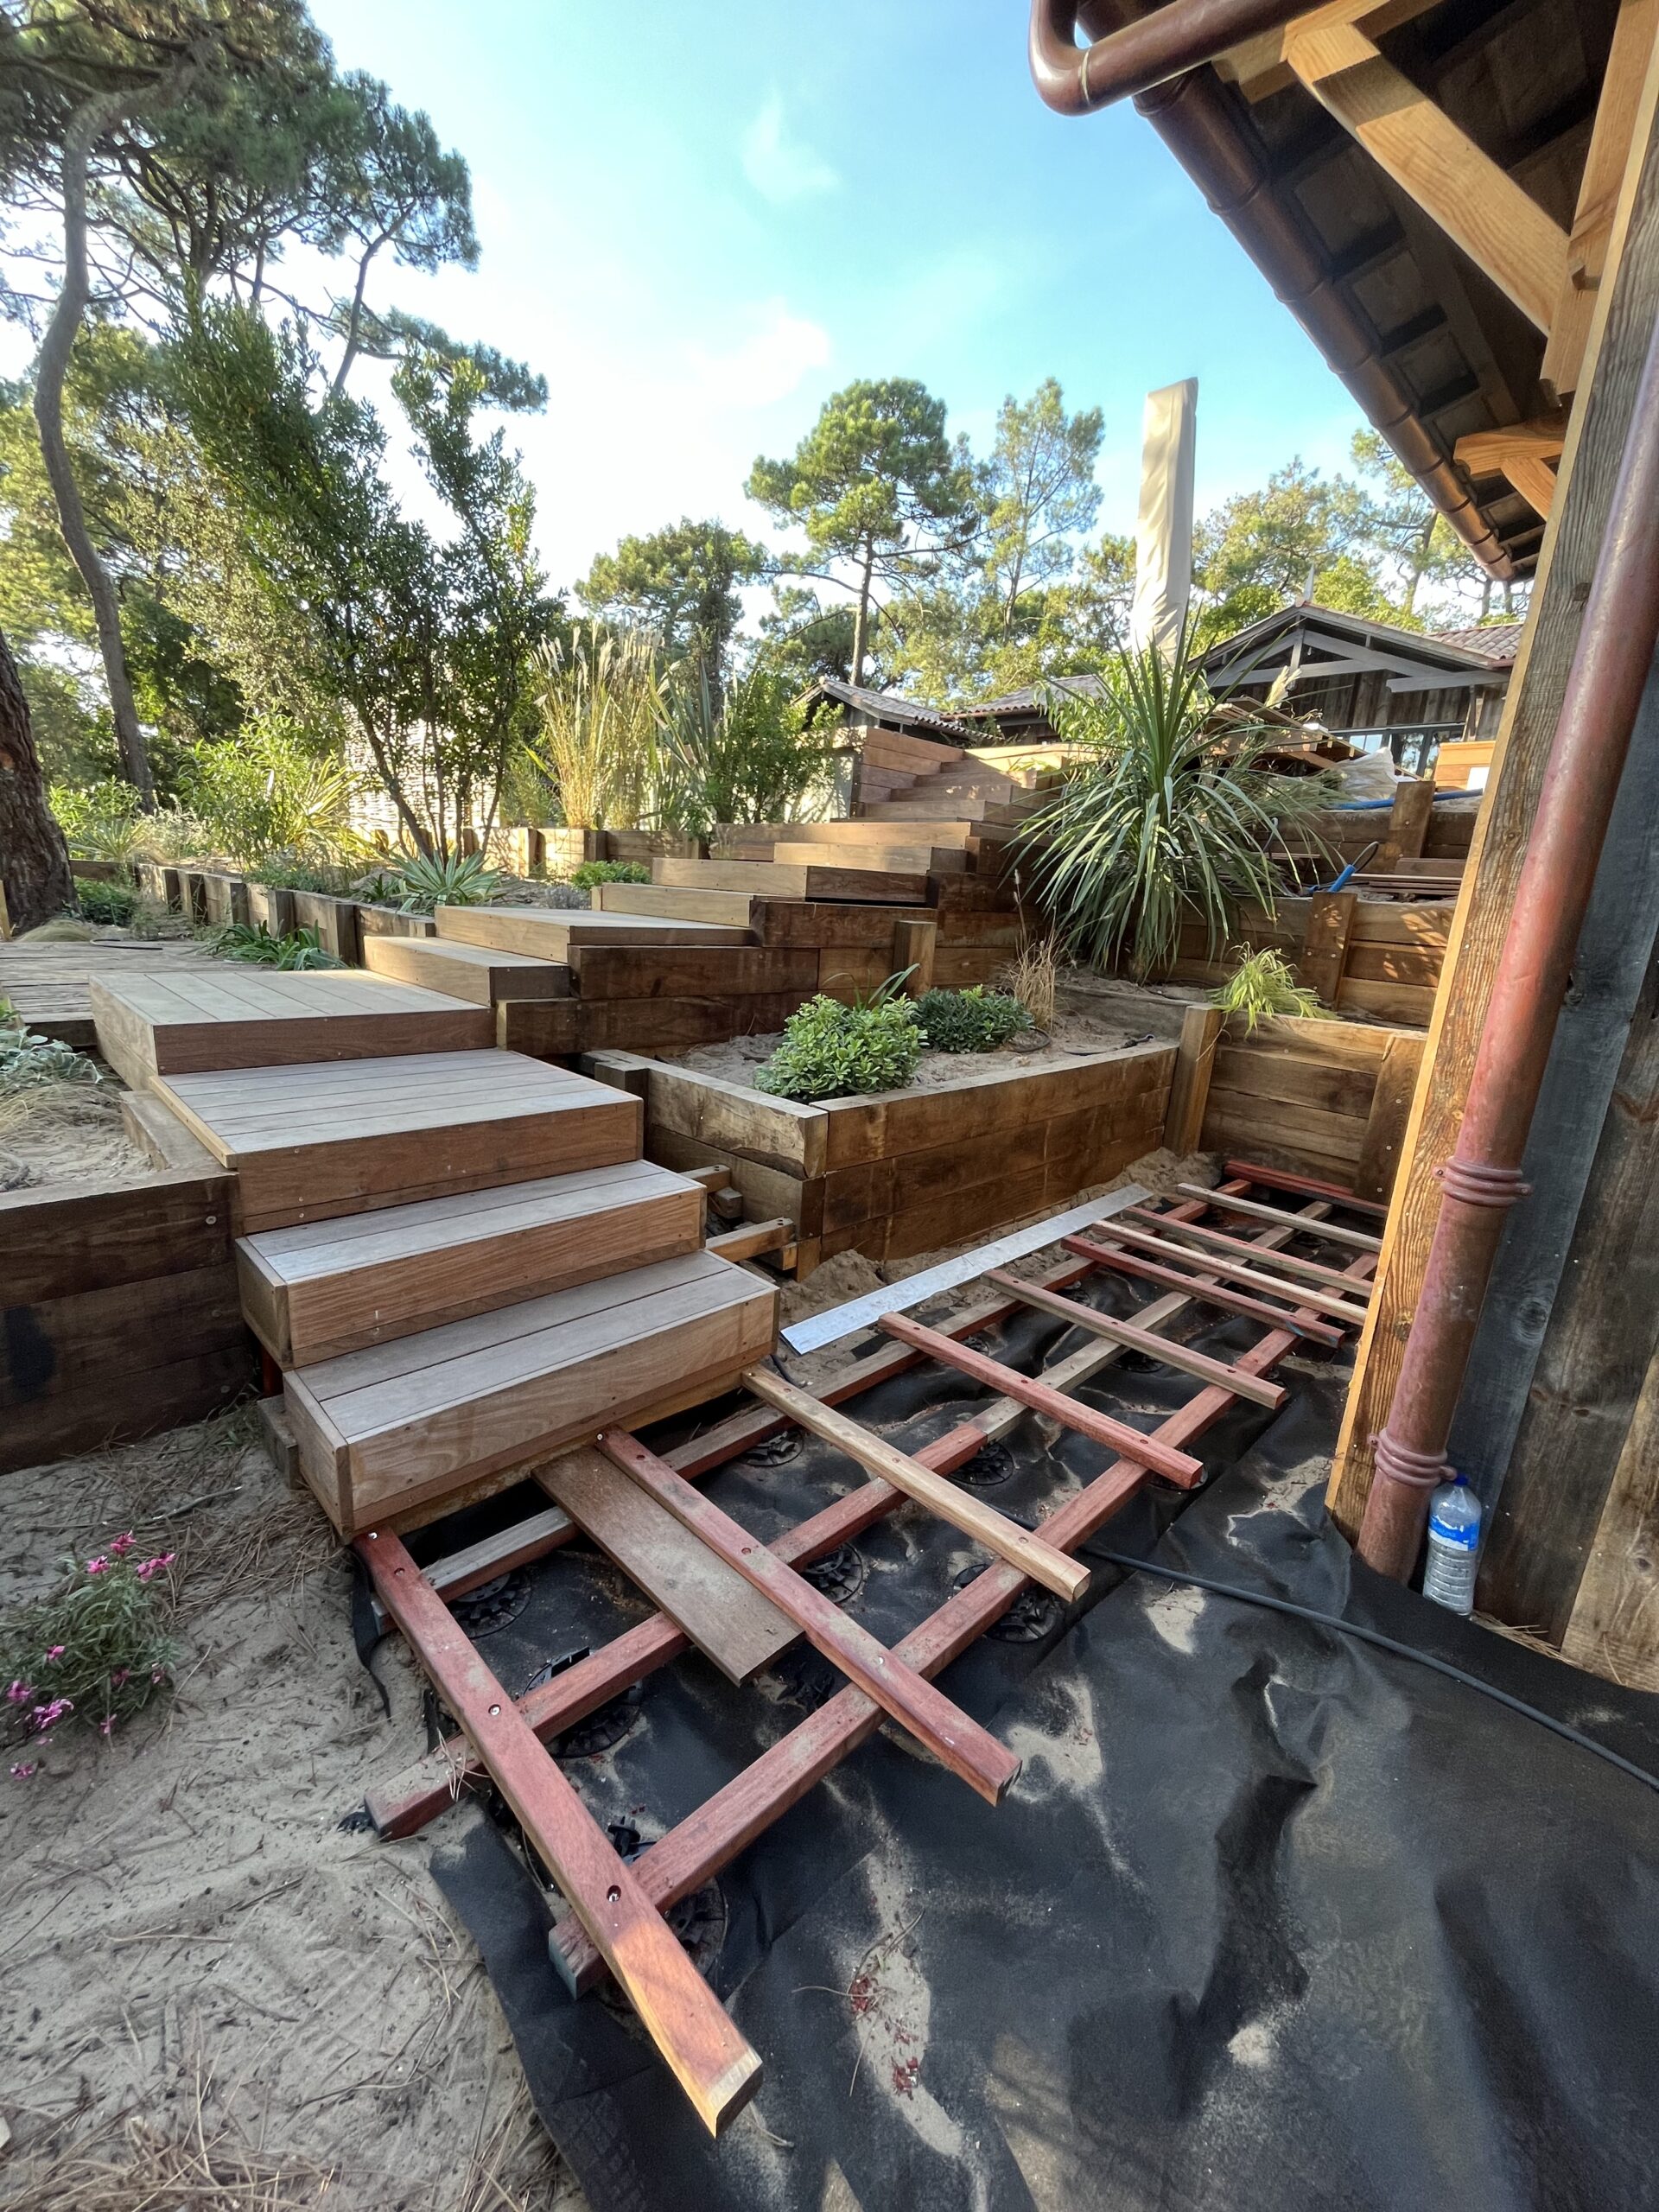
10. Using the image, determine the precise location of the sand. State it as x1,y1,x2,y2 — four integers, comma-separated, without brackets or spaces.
0,1079,156,1195
0,1413,584,2212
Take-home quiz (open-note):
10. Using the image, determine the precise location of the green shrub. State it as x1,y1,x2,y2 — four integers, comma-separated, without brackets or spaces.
569,859,651,890
913,986,1033,1053
1210,946,1333,1032
374,850,505,913
213,923,343,969
3,1535,176,1770
176,715,359,869
73,877,137,925
248,855,340,891
754,990,922,1103
51,778,144,860
0,1025,104,1094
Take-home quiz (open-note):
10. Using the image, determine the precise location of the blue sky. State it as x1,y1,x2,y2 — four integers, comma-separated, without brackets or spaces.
302,0,1371,593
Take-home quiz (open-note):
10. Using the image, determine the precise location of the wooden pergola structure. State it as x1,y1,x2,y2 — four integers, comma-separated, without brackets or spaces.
1033,0,1659,1687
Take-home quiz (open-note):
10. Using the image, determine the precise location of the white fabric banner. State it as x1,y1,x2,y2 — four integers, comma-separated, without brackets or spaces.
1129,378,1198,657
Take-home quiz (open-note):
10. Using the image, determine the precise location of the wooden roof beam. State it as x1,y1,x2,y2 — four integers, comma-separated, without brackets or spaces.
1456,417,1567,520
1543,0,1659,401
1284,17,1570,333
1217,0,1442,99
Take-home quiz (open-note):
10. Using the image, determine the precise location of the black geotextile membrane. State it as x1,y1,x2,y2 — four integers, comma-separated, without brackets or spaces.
409,1268,1659,2212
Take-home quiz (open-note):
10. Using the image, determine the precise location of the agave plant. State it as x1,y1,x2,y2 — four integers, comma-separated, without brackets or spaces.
378,849,505,913
1016,626,1332,981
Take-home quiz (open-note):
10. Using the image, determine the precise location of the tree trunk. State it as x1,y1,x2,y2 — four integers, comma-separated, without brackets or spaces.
850,541,875,690
34,98,154,803
0,627,76,936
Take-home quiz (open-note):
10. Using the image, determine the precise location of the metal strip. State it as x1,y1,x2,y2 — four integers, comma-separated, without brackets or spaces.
779,1185,1147,1354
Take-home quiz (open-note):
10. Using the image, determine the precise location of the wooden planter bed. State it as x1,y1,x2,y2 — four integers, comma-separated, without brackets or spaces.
584,1043,1176,1276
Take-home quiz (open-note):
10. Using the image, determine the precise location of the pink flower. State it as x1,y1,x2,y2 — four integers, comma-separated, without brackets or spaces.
150,1668,165,1684
111,1533,136,1555
99,1716,115,1738
86,1556,109,1576
5,1680,32,1706
110,1668,130,1688
136,1552,175,1583
10,1762,37,1781
45,1645,66,1662
30,1696,73,1732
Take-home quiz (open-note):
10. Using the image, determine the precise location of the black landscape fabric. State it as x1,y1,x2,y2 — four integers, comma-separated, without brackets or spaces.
415,1294,1659,2212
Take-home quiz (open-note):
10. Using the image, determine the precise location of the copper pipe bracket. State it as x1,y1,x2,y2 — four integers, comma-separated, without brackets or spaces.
1371,1428,1452,1492
1434,1160,1531,1207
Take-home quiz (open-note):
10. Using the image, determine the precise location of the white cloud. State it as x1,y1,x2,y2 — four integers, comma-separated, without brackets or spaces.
687,299,831,408
741,94,839,205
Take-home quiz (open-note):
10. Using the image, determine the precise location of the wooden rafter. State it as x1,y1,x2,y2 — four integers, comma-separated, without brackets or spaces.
1216,0,1442,99
1456,417,1567,522
1542,0,1659,400
1282,15,1570,332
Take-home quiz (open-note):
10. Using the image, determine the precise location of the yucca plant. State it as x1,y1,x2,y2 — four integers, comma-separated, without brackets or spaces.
531,625,663,830
1016,625,1332,981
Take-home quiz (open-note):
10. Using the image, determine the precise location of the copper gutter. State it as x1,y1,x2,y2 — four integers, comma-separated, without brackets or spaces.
1360,308,1659,1580
1030,0,1308,110
1027,0,1516,576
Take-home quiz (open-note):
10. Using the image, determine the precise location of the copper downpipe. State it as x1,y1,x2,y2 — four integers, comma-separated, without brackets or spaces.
1029,0,1310,110
1361,307,1659,1580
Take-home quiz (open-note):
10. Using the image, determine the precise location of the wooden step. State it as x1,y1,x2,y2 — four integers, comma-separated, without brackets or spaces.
435,905,754,958
720,819,984,849
152,1050,641,1233
652,857,927,904
361,932,569,1004
592,883,760,928
767,841,968,876
284,1249,778,1536
89,969,493,1090
238,1159,704,1366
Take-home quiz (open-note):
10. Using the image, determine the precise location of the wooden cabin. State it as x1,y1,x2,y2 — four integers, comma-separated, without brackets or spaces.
1033,0,1659,1688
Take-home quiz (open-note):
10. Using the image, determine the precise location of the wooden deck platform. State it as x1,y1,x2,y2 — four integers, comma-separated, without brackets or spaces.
0,938,220,1051
151,1050,642,1231
435,906,756,958
90,969,493,1089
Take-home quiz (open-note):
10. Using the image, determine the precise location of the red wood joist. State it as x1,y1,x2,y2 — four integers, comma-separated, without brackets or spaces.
1123,1207,1376,1299
547,1225,1378,1992
1224,1158,1389,1217
1062,1235,1346,1344
875,1312,1207,1486
597,1427,1020,1805
354,1527,761,2135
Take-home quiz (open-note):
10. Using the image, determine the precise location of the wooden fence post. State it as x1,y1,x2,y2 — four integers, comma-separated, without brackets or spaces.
1165,1004,1224,1155
1378,779,1435,868
1352,1033,1425,1203
1300,890,1358,1004
891,915,938,995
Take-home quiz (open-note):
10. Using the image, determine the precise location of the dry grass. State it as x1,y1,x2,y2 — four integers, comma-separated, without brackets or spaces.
1000,936,1061,1033
0,2065,334,2212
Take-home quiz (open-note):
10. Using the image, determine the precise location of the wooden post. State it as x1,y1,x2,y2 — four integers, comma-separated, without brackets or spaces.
1300,890,1358,1005
1377,779,1435,868
1329,56,1659,1540
1352,1033,1426,1205
1164,1003,1223,1154
891,913,937,995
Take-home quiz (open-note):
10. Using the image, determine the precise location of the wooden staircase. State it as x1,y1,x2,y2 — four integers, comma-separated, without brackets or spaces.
92,971,778,1540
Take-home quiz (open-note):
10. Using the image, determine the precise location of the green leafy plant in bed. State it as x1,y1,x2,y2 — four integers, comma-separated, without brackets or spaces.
0,1025,104,1094
3,1535,176,1776
569,859,652,889
376,849,505,913
1210,945,1333,1032
213,922,344,969
73,878,137,925
913,985,1033,1052
754,982,923,1103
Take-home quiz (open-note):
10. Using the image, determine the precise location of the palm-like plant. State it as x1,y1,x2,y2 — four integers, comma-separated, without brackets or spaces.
1017,628,1332,980
378,849,505,913
531,625,662,830
655,662,833,832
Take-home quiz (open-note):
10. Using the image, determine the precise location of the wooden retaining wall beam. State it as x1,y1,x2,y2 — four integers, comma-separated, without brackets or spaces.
1164,1005,1223,1153
597,1428,1021,1805
356,1526,762,2136
1300,890,1358,1005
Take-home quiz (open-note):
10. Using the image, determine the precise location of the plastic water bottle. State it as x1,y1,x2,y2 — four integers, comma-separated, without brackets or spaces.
1423,1474,1482,1614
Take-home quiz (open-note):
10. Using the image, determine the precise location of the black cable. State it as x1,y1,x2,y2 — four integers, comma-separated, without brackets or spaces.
1093,1549,1659,1798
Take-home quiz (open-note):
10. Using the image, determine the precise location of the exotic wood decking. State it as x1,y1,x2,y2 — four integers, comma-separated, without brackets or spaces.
0,937,221,1051
433,904,755,958
359,931,572,1004
152,1050,642,1230
355,1161,1378,2133
89,968,493,1089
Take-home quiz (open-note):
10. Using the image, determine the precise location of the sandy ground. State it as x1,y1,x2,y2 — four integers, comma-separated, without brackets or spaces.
676,998,1171,1096
0,1412,583,2212
0,1081,155,1196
